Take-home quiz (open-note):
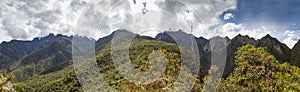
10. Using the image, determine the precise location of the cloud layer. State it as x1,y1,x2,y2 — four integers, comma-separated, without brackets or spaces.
1,0,299,48
218,0,300,48
0,0,93,42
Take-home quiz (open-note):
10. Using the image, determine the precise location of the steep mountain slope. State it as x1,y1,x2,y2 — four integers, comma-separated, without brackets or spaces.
257,34,291,63
21,35,186,91
155,31,210,79
12,37,81,82
17,32,300,91
155,31,208,55
195,37,210,79
21,65,82,91
291,40,300,67
4,30,138,82
0,34,67,70
155,32,296,78
218,44,300,91
155,32,177,44
95,30,134,52
224,34,257,77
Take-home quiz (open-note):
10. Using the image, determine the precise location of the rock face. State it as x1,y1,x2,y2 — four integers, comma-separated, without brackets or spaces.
257,34,291,63
0,34,95,82
291,41,300,67
224,34,257,77
12,37,81,81
0,34,66,70
0,30,299,82
155,31,180,44
95,29,135,53
154,32,298,77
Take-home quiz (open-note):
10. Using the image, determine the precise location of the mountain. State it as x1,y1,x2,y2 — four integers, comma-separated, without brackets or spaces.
11,37,81,81
195,37,210,79
1,30,299,91
224,34,257,77
154,32,297,77
0,34,95,82
95,29,135,53
218,44,300,91
155,31,211,79
21,33,183,91
0,34,68,70
257,34,291,63
155,33,260,77
155,31,177,44
7,30,138,82
291,40,300,67
16,31,300,91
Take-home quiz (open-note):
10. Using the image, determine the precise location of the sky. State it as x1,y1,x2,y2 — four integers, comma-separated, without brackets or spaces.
0,0,299,48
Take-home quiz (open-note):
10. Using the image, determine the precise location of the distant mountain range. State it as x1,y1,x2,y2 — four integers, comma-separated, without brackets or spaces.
155,31,299,77
0,30,300,81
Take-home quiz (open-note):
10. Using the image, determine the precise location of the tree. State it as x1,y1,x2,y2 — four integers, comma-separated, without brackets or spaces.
0,69,16,92
218,44,300,91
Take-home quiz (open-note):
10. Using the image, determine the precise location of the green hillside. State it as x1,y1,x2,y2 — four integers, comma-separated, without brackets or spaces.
1,35,299,91
15,38,300,91
12,38,75,82
217,44,300,91
19,37,185,91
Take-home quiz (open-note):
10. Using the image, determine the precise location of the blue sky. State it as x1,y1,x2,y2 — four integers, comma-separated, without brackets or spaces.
0,0,299,48
218,0,300,48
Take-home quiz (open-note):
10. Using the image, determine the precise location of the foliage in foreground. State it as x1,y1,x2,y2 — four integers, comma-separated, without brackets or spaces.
21,66,82,92
217,44,300,91
0,69,24,92
20,43,300,91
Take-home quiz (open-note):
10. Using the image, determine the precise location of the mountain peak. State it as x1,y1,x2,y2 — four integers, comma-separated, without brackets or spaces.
262,34,274,39
136,36,156,40
257,34,291,63
233,34,254,41
198,36,207,40
111,29,134,35
291,40,300,67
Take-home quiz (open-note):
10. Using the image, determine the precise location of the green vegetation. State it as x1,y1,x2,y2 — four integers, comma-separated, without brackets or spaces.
95,38,183,91
21,66,82,91
217,44,300,91
0,69,24,92
12,38,73,82
15,41,300,91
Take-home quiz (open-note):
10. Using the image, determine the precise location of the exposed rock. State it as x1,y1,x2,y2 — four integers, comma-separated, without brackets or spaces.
257,34,291,63
291,40,300,67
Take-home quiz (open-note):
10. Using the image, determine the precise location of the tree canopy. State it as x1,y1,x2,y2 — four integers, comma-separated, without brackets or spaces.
218,44,300,91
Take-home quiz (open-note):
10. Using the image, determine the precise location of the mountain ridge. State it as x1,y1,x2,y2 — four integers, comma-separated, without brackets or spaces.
1,30,299,80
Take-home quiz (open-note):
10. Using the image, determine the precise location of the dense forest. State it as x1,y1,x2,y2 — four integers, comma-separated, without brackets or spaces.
0,31,300,91
1,40,300,91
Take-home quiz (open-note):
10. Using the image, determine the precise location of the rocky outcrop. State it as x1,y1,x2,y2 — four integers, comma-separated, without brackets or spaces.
291,40,300,67
257,34,291,63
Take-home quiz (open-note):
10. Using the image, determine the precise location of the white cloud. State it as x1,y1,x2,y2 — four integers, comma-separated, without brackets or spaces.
182,0,237,26
283,30,300,48
196,22,295,49
223,23,270,39
283,38,297,48
0,0,239,43
0,18,12,42
224,13,234,20
2,0,297,49
195,22,271,40
0,0,90,42
154,0,237,35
